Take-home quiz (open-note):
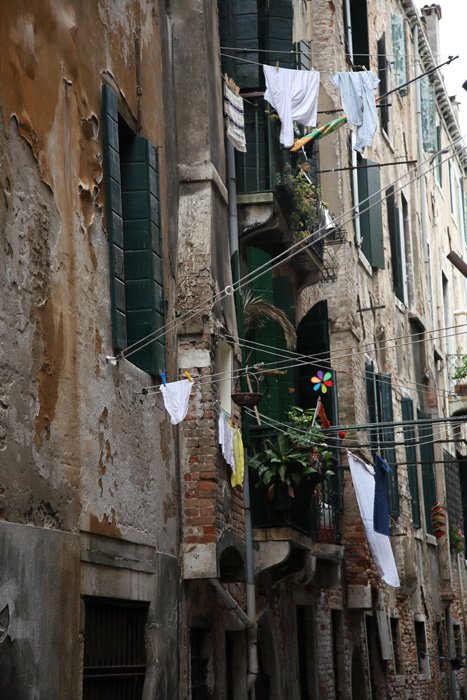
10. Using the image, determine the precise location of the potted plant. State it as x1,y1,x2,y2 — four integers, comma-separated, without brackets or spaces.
286,406,334,472
249,410,334,511
452,357,467,395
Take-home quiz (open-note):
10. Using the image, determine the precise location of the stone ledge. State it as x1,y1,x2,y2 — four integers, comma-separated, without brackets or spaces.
178,161,228,203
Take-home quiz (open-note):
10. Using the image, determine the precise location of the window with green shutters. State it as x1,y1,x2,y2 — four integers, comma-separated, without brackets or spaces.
365,365,399,516
357,160,384,269
420,76,437,152
391,13,408,97
401,398,421,528
246,247,295,423
418,411,437,533
386,186,405,303
102,85,166,375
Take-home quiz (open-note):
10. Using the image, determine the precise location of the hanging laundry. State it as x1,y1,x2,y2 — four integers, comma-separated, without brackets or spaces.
218,413,235,474
263,65,320,149
160,378,193,425
329,71,380,154
224,81,247,152
374,454,391,536
231,428,244,488
347,451,400,587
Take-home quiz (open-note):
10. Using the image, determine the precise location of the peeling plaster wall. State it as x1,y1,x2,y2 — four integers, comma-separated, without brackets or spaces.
0,0,178,549
0,3,180,696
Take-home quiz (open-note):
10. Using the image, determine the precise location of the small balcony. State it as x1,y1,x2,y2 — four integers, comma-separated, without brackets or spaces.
236,96,327,288
248,424,342,546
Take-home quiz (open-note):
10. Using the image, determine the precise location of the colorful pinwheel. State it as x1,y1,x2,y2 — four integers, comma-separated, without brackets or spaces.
311,370,333,394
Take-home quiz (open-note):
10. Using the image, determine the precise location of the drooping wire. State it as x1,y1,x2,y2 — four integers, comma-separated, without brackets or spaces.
119,138,467,362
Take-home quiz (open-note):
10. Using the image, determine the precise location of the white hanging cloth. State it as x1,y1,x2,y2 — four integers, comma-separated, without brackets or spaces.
263,65,320,148
347,451,400,587
160,379,193,425
218,413,236,474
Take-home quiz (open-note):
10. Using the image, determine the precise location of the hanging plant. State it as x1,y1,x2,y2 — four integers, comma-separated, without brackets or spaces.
275,164,321,241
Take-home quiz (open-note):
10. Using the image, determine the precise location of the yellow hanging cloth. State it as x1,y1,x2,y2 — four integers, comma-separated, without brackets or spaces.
231,428,244,488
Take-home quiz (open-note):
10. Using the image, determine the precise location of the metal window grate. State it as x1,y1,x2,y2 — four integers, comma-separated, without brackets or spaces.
83,597,148,700
190,628,211,700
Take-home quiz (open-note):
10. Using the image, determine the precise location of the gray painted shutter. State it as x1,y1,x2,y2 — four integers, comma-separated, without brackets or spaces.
121,136,166,375
102,85,127,351
358,160,384,269
379,374,399,516
401,397,421,528
391,13,408,97
420,76,437,152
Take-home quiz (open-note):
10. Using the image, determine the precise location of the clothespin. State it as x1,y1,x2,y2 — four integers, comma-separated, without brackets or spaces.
223,411,226,420
160,372,167,387
184,371,193,382
276,60,279,73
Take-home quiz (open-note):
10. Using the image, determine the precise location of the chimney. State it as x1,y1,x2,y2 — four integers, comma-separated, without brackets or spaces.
420,4,442,64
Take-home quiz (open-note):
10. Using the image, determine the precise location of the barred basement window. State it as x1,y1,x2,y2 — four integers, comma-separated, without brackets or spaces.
82,597,149,700
190,627,213,700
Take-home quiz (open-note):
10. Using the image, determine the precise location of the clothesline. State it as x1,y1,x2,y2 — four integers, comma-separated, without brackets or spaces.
220,46,453,60
224,322,467,369
138,320,467,394
116,141,466,363
243,407,460,452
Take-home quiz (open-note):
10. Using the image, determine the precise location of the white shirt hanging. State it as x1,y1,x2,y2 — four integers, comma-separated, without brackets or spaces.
263,65,320,148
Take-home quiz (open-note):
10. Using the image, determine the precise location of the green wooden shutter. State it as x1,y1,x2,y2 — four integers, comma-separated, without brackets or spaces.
297,301,334,421
420,76,437,152
418,411,437,533
261,0,294,70
246,247,281,420
121,136,166,375
234,0,260,88
357,160,384,269
378,374,399,516
391,13,408,97
401,397,421,528
272,275,295,418
218,0,237,81
386,186,404,302
102,85,127,351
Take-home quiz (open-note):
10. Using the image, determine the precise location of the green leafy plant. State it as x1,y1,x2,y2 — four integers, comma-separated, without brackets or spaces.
249,432,319,500
451,523,465,554
285,406,334,471
276,164,321,241
452,356,467,382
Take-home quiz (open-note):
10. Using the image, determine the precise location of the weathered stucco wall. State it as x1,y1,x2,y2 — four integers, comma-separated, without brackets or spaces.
0,522,81,699
0,0,179,550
